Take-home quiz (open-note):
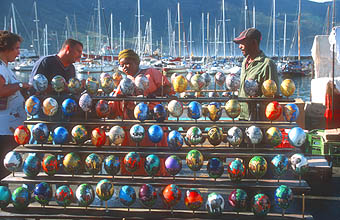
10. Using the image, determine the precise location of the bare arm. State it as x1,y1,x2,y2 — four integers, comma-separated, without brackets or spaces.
0,75,30,97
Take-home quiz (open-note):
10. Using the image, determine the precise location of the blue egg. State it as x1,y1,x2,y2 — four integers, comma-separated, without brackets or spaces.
167,130,183,151
283,103,300,122
119,185,136,207
52,126,69,145
33,182,52,206
288,127,306,147
144,154,160,176
23,154,41,177
0,186,11,208
32,123,49,144
271,154,289,177
134,102,149,122
153,104,167,122
148,125,164,143
187,101,202,119
62,98,77,116
25,95,41,116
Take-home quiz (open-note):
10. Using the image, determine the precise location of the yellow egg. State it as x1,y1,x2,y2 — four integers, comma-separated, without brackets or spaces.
261,80,277,97
280,79,296,97
173,75,188,93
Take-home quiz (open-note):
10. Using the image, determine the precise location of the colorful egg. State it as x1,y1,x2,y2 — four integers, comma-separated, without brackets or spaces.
34,182,52,206
134,102,149,122
139,184,157,208
167,130,183,151
23,154,41,177
244,79,259,96
76,183,95,207
249,156,268,179
0,186,11,208
170,72,180,84
225,74,240,91
95,100,110,118
79,93,93,112
85,153,102,175
62,98,77,117
112,71,123,87
25,95,41,116
4,151,22,173
63,152,82,175
245,126,263,144
52,126,69,145
188,101,202,119
120,77,135,95
86,76,99,95
12,186,30,210
252,193,271,216
225,99,241,119
162,184,181,208
186,126,202,145
262,79,277,97
130,124,145,143
51,75,66,93
280,79,296,97
144,154,160,176
96,179,114,201
274,185,293,210
32,123,49,144
32,74,48,92
207,158,224,179
148,125,164,143
173,75,188,93
265,101,282,121
100,75,114,94
42,155,58,176
42,97,58,116
190,74,205,92
186,72,194,86
283,103,300,122
68,77,82,94
153,104,167,122
227,127,243,147
165,155,182,176
206,192,224,216
109,125,125,145
91,127,106,147
186,150,204,172
227,159,246,182
290,153,309,175
184,188,203,211
208,102,222,121
104,155,120,176
119,185,136,207
271,154,289,178
124,152,141,173
168,100,183,118
71,125,88,144
135,74,149,94
288,127,306,147
265,127,282,146
201,72,211,88
207,126,223,146
228,189,248,212
215,72,226,86
55,185,74,207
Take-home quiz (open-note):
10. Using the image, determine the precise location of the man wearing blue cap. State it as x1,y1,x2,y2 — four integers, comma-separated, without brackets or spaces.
234,28,279,120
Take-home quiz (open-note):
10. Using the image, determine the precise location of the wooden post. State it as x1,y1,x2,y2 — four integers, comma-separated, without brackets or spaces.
302,193,305,219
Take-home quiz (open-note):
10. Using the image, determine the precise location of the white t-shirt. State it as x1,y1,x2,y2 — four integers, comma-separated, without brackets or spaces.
0,60,26,135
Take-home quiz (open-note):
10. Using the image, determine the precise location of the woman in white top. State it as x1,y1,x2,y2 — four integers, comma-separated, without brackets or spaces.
0,31,30,180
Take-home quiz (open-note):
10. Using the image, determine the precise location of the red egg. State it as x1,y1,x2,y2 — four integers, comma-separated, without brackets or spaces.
14,125,30,146
96,100,110,118
91,127,107,147
265,101,282,121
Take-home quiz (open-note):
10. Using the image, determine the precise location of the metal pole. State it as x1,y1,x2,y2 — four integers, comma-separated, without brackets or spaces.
283,14,287,57
222,0,226,58
177,2,181,57
202,12,205,58
273,0,276,56
298,0,301,61
33,1,40,57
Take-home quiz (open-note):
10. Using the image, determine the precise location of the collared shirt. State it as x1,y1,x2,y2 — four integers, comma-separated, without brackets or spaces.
238,51,279,120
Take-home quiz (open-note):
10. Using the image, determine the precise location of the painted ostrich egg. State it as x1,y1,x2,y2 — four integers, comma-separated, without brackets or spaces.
227,159,246,182
245,126,263,144
134,102,149,122
215,72,226,87
190,74,205,92
79,93,93,112
12,186,30,210
135,74,149,94
201,72,211,88
76,183,95,207
288,127,306,147
265,127,282,146
244,79,259,96
52,126,69,145
51,75,66,93
228,189,248,212
225,99,241,119
25,95,41,116
162,184,182,208
167,130,183,151
63,152,82,175
55,185,74,207
23,154,41,177
85,153,102,175
248,156,268,179
153,104,167,122
86,76,99,95
91,127,106,147
95,100,110,118
227,127,243,147
290,153,309,175
71,125,88,144
186,126,202,145
207,126,223,146
184,188,203,211
186,72,194,87
0,186,11,208
32,123,49,144
104,155,120,176
207,158,224,179
271,154,289,177
4,151,22,173
165,155,182,176
265,101,282,121
139,184,157,208
187,101,202,119
61,98,77,117
144,154,160,176
68,77,82,94
171,72,180,84
280,79,296,97
14,125,30,145
168,100,183,118
119,185,136,207
33,182,52,206
119,77,135,96
186,150,204,172
42,97,58,116
274,185,293,210
225,74,240,91
283,103,300,122
32,74,48,92
100,75,114,94
96,179,114,201
112,71,123,87
42,155,58,176
252,193,271,217
109,125,125,145
208,102,222,121
130,124,145,143
206,192,225,216
261,79,277,97
124,152,141,173
173,75,188,93
147,125,164,143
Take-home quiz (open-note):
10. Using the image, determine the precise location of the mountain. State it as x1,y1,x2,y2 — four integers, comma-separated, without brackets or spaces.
1,0,335,56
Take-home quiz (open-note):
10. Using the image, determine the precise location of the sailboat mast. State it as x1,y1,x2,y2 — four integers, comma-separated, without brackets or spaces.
167,9,172,56
137,0,141,55
98,0,102,52
110,13,113,52
206,13,209,58
253,5,256,28
202,13,205,58
273,0,276,56
150,18,152,54
177,2,181,57
45,24,48,55
86,35,89,58
33,1,40,57
244,0,247,30
283,14,287,57
11,3,17,34
298,0,301,61
189,19,192,57
215,18,217,58
119,22,122,52
222,0,226,58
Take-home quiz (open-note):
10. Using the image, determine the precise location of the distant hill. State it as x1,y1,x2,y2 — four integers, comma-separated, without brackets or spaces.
0,0,334,56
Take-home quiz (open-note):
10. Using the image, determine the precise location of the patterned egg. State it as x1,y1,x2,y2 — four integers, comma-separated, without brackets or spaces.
162,184,182,208
14,125,30,145
42,155,58,176
186,150,204,172
207,158,224,179
32,123,49,144
280,79,296,97
290,153,309,175
208,102,222,121
262,79,277,97
190,74,205,92
130,124,145,143
12,186,30,210
283,103,300,122
96,179,114,201
100,75,114,94
288,127,306,147
201,72,211,88
42,97,58,116
249,156,268,179
186,72,194,87
91,127,106,147
86,76,99,95
95,100,110,118
4,151,22,173
228,189,248,212
71,125,88,144
76,183,95,207
52,126,68,145
135,74,149,94
79,93,93,112
265,127,282,147
170,72,180,84
51,75,66,93
134,102,149,122
215,72,226,87
225,99,241,119
139,184,157,208
55,185,74,207
168,100,183,118
207,126,223,146
186,126,202,145
112,71,123,87
153,104,167,122
271,154,289,178
23,154,41,177
62,98,77,117
206,192,225,216
274,185,293,210
25,95,41,116
124,152,141,173
188,101,202,119
173,75,188,93
167,130,183,151
32,73,48,92
63,152,82,175
0,186,11,208
227,127,243,147
245,126,263,144
165,155,182,176
119,185,136,207
227,159,246,182
225,74,240,91
252,193,271,217
265,101,282,121
148,125,164,143
68,77,82,94
85,153,102,175
104,155,120,176
33,182,52,206
144,154,160,177
109,125,125,145
244,79,259,96
184,188,203,211
120,77,135,96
